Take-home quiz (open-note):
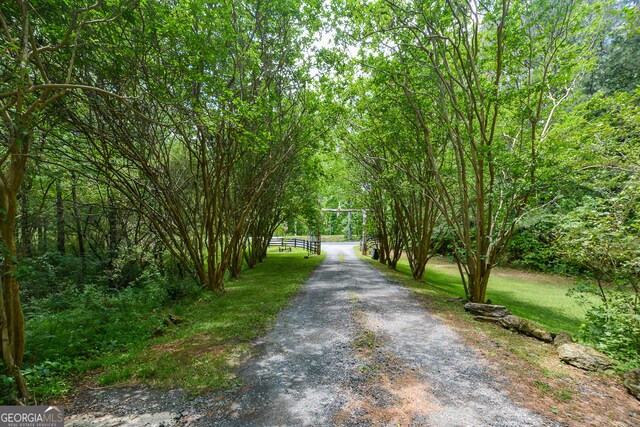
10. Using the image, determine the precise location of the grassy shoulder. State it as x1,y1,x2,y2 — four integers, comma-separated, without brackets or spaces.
369,253,590,335
25,248,325,402
357,250,638,426
93,248,325,393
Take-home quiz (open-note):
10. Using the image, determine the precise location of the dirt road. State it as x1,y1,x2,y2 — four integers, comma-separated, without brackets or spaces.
68,243,555,426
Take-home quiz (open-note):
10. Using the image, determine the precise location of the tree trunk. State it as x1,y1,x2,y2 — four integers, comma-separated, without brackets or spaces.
247,234,269,268
229,238,246,278
203,239,226,292
409,252,428,280
0,183,29,400
71,173,85,261
0,117,31,399
315,227,321,255
206,261,226,292
56,179,65,254
106,193,118,285
37,225,46,253
378,236,388,265
153,241,164,275
19,183,32,258
386,214,403,269
468,263,491,303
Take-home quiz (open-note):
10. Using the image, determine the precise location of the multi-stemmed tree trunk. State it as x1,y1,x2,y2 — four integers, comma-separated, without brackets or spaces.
245,199,283,268
19,179,33,258
0,126,30,399
395,187,440,281
368,185,403,269
228,236,248,279
60,0,321,292
371,0,592,302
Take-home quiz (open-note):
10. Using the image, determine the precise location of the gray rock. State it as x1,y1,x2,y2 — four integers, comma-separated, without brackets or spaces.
623,368,640,400
557,343,614,371
553,331,574,347
473,315,502,323
499,315,554,343
464,302,512,318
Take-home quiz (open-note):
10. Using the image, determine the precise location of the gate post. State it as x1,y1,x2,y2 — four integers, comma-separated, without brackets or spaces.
360,210,368,255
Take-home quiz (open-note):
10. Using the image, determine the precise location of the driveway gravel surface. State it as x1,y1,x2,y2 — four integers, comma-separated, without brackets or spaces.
67,242,556,426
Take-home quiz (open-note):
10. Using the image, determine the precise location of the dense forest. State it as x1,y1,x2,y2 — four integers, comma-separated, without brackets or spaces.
1,0,638,404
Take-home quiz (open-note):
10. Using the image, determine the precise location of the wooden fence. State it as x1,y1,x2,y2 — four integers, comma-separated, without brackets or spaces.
268,237,321,255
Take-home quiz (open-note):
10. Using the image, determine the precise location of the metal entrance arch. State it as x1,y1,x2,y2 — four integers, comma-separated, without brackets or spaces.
320,208,369,255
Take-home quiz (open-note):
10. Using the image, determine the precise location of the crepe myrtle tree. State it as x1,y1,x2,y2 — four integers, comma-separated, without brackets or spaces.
346,0,599,302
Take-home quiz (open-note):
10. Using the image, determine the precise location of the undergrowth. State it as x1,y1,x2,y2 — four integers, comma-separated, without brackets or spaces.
2,248,324,404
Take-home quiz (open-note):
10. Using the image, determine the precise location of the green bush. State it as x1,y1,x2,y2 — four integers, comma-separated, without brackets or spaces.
22,360,74,402
25,280,169,363
18,253,104,303
0,367,16,404
503,221,582,275
166,276,201,300
577,289,640,370
17,250,203,401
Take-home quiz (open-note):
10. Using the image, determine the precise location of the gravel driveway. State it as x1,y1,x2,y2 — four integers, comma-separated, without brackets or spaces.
68,243,555,426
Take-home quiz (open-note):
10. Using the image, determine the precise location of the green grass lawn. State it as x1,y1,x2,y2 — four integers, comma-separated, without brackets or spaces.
360,252,594,335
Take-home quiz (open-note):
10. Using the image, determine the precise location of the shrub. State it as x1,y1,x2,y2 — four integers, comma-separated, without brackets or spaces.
559,194,640,368
18,247,201,400
503,217,582,275
18,252,104,303
578,289,640,370
24,277,172,364
0,367,16,404
22,360,74,402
